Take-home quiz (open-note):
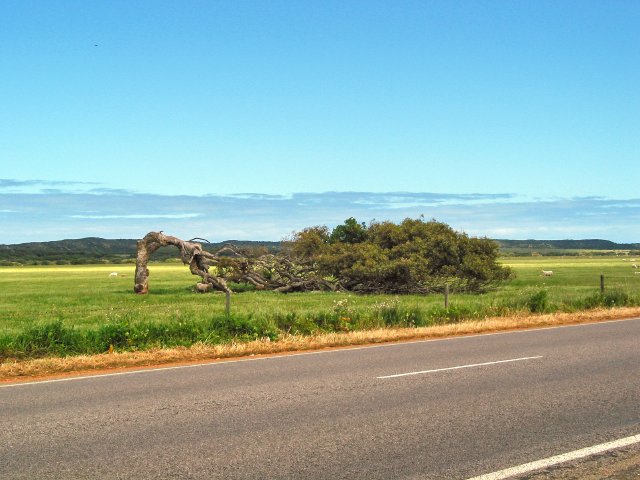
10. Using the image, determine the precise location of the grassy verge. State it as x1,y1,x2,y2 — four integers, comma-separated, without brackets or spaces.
2,307,640,381
1,285,638,361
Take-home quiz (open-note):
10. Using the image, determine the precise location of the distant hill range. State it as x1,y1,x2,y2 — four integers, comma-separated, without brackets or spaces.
0,237,281,266
0,237,639,265
495,239,640,255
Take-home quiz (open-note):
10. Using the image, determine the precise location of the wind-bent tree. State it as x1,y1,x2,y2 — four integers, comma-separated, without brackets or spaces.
134,232,235,294
134,218,512,295
133,231,338,294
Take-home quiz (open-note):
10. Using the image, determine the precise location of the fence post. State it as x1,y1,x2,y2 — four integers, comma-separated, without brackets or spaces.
225,290,231,317
600,274,605,293
444,283,450,310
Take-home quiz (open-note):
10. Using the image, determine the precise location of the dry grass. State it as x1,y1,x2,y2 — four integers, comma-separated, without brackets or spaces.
2,306,640,383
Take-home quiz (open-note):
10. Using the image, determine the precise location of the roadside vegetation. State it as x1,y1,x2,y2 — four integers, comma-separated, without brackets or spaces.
1,256,639,365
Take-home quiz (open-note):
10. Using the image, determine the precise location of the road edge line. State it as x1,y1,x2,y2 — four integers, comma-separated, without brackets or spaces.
466,433,640,480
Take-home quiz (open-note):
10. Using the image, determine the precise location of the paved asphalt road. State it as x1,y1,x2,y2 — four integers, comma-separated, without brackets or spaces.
1,319,639,479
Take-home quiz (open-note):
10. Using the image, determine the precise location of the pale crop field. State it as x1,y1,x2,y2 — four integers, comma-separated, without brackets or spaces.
502,256,640,294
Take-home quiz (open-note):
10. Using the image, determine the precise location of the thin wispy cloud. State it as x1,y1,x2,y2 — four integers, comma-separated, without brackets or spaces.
286,192,517,209
1,184,638,244
223,193,291,200
69,213,201,220
87,188,138,195
0,178,100,190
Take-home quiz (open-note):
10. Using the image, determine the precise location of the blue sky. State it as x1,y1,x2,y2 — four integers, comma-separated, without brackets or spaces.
1,1,639,244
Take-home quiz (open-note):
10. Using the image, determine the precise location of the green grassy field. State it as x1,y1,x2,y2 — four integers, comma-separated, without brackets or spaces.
1,256,639,359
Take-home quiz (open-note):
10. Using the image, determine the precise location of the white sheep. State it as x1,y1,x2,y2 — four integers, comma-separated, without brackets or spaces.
109,272,119,277
633,264,639,269
541,270,553,276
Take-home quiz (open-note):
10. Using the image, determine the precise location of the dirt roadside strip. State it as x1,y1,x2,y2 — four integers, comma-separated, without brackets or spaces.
2,306,640,383
514,443,640,480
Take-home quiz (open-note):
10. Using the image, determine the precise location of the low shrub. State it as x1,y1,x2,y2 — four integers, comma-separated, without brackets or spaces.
10,320,83,357
210,315,279,342
426,304,480,325
527,290,549,313
272,311,318,335
574,289,633,309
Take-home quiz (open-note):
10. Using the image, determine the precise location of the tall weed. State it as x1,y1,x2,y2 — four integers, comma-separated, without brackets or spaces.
572,289,634,309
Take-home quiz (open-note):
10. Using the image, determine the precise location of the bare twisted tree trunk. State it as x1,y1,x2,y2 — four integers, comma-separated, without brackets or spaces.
134,231,230,294
134,231,340,294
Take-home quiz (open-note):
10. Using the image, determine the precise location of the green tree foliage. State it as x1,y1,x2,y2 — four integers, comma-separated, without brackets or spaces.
329,217,368,244
291,217,513,294
287,226,330,260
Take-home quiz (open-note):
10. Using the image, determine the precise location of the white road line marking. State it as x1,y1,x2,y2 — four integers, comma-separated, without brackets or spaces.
466,433,640,480
2,317,637,388
0,352,319,388
377,356,543,379
0,363,213,388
